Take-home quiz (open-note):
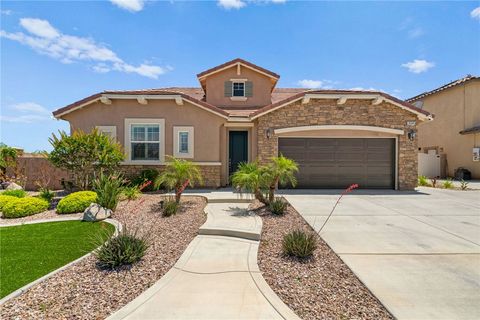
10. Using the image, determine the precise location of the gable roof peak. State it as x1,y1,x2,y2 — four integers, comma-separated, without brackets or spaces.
196,58,280,80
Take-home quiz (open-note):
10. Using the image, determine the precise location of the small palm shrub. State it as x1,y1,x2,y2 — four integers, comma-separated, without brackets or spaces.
2,197,49,218
93,173,123,211
418,175,430,187
0,195,20,211
94,228,149,269
132,169,159,191
443,178,454,189
57,191,97,214
154,157,203,203
121,186,141,200
38,188,55,203
282,230,317,259
269,197,287,215
460,179,469,190
163,198,179,217
1,189,26,198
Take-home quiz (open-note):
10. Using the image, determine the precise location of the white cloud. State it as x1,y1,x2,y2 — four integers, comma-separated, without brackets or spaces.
401,59,435,74
349,87,377,91
10,102,50,114
408,27,424,39
20,18,60,39
1,18,169,79
110,0,144,12
0,114,51,123
297,79,336,89
471,7,480,20
217,0,285,10
218,0,246,10
1,9,12,15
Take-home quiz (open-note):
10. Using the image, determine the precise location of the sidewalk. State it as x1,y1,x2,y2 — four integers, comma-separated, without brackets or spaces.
108,202,299,320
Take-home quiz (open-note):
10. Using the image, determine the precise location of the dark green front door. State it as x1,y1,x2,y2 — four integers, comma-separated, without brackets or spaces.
229,131,248,176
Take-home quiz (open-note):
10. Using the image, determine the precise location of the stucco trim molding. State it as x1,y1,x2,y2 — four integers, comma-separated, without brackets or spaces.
274,125,404,135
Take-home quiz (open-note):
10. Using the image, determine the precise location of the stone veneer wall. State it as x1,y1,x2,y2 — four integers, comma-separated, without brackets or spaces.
256,99,418,190
120,165,221,188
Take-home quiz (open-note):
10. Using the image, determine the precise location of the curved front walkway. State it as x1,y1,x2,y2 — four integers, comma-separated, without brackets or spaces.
108,202,299,320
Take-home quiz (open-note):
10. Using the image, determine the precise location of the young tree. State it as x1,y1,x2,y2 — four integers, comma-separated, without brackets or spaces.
0,143,18,177
48,129,124,190
265,155,298,203
231,156,298,205
154,157,203,203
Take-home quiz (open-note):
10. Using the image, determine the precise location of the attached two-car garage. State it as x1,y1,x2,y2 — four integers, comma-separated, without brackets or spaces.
279,138,396,189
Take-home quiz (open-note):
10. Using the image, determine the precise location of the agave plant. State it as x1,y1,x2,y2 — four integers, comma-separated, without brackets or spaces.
154,157,203,203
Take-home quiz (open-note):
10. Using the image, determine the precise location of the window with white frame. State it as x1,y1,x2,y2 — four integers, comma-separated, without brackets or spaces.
125,119,165,163
232,82,245,97
174,126,194,158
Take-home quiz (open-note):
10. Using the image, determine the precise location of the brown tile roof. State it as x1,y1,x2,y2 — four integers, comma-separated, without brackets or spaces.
407,75,479,102
196,58,280,79
52,87,430,120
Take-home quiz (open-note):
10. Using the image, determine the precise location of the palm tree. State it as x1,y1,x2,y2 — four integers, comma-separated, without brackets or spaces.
231,162,269,204
154,157,203,203
266,155,298,203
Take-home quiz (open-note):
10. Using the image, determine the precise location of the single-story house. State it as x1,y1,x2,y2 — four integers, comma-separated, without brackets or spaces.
408,75,480,179
53,58,432,190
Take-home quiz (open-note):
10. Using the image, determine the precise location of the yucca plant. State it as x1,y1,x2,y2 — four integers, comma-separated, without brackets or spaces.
93,173,124,211
154,157,203,203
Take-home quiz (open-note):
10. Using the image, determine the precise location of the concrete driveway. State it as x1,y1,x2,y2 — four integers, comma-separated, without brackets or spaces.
280,187,480,320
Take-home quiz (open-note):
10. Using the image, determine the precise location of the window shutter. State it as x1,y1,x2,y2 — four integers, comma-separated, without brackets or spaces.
245,81,253,97
224,81,233,97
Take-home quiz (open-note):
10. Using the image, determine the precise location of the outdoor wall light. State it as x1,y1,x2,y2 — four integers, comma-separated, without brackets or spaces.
265,128,273,139
407,130,416,141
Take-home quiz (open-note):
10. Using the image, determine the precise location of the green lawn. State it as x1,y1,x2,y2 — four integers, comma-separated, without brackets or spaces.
0,221,115,298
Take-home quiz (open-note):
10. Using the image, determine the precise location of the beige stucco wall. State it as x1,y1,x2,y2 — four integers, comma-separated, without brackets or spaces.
255,99,419,190
63,99,226,162
417,80,480,178
204,65,274,107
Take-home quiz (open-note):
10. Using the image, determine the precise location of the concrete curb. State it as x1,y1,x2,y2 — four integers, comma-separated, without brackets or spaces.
0,217,121,305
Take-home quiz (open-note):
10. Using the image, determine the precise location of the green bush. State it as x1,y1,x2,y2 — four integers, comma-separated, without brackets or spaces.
443,178,454,189
2,197,49,218
0,195,18,211
93,174,123,211
269,197,287,215
162,198,179,217
38,188,55,203
418,175,430,187
131,169,159,191
56,191,97,214
48,129,124,190
121,186,141,200
282,230,317,259
94,228,149,269
1,189,26,198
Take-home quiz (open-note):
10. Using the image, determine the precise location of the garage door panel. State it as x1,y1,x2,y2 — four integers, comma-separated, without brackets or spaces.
279,138,395,189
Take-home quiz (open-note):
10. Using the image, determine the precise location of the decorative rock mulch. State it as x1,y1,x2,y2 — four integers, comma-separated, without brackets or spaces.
253,200,393,320
0,195,207,319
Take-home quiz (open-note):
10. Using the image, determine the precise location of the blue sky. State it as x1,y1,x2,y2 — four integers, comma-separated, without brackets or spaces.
1,0,479,151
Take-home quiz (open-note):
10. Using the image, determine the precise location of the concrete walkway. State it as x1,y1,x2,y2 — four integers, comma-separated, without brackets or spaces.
108,202,299,320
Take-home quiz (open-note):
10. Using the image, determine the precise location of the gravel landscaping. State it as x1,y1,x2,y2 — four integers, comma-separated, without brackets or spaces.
0,194,207,319
253,200,393,320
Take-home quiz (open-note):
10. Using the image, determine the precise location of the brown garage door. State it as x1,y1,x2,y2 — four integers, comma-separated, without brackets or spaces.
278,138,395,189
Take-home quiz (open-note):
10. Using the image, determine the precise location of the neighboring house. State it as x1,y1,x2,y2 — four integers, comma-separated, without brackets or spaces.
53,58,431,190
408,75,480,179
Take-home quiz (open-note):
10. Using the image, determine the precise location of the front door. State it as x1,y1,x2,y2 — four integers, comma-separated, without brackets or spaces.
229,131,248,177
